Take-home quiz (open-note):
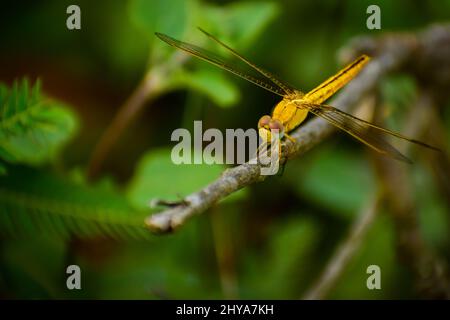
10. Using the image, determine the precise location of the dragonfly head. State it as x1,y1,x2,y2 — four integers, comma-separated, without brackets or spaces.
258,115,284,142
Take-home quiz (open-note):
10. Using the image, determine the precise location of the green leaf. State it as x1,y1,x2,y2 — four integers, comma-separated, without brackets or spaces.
286,145,376,218
129,0,192,45
0,166,153,240
126,148,225,210
0,79,78,167
241,216,319,298
170,67,240,107
202,1,280,49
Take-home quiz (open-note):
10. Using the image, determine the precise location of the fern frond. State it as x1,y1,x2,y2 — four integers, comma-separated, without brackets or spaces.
0,78,78,167
0,166,154,240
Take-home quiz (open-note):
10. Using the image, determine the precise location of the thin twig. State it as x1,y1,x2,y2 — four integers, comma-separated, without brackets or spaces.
87,69,162,180
146,35,415,233
302,193,382,300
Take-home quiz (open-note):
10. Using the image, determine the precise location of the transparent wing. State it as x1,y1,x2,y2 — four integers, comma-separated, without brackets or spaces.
197,28,299,95
155,32,286,97
301,103,440,163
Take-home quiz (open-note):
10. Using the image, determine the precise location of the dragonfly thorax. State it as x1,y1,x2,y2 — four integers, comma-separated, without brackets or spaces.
269,96,309,133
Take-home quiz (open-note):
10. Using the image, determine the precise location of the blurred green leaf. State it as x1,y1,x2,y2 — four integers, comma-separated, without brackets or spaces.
0,166,153,240
129,0,192,46
202,1,280,49
287,145,376,218
170,67,240,107
242,216,319,298
0,79,78,168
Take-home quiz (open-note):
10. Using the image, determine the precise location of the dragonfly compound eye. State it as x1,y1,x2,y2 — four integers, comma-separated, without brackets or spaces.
269,119,284,133
258,115,272,128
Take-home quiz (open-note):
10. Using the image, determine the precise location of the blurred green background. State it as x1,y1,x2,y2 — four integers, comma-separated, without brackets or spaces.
0,0,449,299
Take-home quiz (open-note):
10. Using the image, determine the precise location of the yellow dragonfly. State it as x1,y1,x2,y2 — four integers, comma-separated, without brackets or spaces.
156,28,438,163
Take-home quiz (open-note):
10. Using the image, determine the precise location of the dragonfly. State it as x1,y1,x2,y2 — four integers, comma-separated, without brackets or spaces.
156,28,439,163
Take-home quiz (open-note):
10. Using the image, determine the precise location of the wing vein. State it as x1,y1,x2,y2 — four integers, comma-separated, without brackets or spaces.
300,102,418,163
197,28,298,95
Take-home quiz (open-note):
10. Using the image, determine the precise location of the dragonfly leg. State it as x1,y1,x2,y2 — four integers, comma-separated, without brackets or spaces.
284,133,296,143
276,158,287,177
